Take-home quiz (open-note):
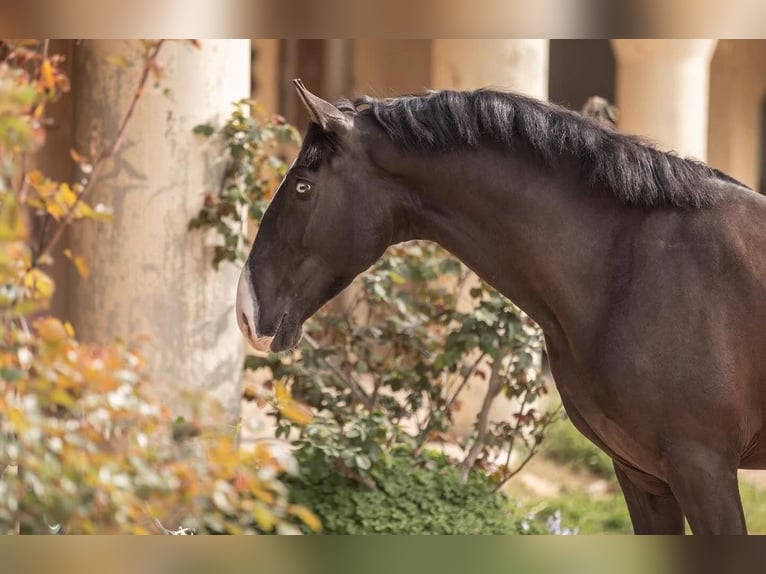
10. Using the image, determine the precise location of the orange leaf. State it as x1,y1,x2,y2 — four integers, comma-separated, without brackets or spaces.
40,58,55,90
63,249,90,278
45,202,65,220
288,505,322,532
35,317,68,344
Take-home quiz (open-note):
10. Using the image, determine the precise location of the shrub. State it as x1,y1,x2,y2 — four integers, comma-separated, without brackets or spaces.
286,446,537,535
0,39,317,534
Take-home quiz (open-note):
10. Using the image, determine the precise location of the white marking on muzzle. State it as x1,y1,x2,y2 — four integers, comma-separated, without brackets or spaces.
235,267,274,352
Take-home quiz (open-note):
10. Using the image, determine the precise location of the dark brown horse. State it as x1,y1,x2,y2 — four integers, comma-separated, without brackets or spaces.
236,80,765,534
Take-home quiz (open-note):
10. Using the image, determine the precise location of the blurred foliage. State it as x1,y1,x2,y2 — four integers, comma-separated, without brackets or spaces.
0,39,318,534
541,413,616,480
286,447,538,535
193,95,560,512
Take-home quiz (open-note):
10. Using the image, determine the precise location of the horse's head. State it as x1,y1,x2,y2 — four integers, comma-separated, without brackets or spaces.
236,80,408,352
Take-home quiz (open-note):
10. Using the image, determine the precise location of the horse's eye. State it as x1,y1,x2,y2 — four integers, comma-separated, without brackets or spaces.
296,181,312,196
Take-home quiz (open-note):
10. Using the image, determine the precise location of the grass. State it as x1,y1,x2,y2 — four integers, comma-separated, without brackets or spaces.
521,415,766,534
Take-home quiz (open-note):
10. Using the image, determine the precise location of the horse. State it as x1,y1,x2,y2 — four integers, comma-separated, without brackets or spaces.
236,79,765,534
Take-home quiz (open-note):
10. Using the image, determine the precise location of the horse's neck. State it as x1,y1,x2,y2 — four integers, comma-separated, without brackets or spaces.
402,149,620,341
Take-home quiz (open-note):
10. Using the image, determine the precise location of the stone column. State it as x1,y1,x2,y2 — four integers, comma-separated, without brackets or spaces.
68,40,251,423
431,40,549,100
612,40,718,160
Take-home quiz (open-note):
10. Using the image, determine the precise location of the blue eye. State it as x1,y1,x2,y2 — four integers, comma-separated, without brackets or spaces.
296,181,311,195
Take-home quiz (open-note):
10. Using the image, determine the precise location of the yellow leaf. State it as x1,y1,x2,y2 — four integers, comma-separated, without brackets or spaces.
25,197,44,210
35,317,68,344
73,257,89,279
274,381,290,404
50,388,75,408
64,321,75,337
40,58,55,90
278,401,314,426
26,171,57,198
58,183,77,207
45,202,65,220
288,505,322,532
252,503,278,532
24,268,55,300
0,194,27,240
63,248,89,278
251,484,276,505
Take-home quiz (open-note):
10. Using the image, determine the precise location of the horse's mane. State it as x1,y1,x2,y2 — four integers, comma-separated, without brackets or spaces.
335,89,748,209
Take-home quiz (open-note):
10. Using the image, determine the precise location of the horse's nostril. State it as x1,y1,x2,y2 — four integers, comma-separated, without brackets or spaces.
241,312,252,338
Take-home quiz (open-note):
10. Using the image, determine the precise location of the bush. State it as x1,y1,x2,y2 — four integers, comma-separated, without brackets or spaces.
286,446,536,535
0,39,318,535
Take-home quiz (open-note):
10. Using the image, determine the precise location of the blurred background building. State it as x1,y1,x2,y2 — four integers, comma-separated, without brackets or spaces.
41,39,766,422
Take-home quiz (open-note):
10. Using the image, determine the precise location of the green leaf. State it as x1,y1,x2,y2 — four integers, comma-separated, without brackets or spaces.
354,454,371,470
193,124,215,137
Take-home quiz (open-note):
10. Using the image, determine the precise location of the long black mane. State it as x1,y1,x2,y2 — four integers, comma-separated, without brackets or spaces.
339,89,747,209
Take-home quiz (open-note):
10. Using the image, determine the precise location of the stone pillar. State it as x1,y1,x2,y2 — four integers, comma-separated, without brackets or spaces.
431,40,549,100
68,40,251,423
612,40,718,160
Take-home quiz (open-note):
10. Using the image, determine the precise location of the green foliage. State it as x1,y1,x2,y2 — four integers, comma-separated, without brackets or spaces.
527,492,632,534
542,414,616,479
286,447,536,535
188,99,300,268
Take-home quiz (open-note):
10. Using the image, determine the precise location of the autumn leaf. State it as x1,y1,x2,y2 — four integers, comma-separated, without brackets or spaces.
34,316,69,344
58,183,78,207
45,202,65,220
63,248,90,278
70,148,93,173
0,194,27,240
24,268,55,300
40,58,55,90
288,504,322,532
252,503,278,532
278,401,314,426
273,381,314,425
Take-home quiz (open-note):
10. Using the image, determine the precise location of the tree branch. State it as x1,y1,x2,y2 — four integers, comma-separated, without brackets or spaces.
302,333,374,410
459,355,505,483
32,40,167,266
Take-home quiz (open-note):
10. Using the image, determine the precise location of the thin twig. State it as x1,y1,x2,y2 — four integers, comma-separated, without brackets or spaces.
492,403,563,493
445,351,487,412
302,333,374,410
32,40,167,266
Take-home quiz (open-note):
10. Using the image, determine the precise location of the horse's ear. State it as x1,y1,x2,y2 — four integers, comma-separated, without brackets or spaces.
293,79,351,134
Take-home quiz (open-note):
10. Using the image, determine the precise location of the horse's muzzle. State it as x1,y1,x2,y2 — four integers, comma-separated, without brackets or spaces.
235,268,274,352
